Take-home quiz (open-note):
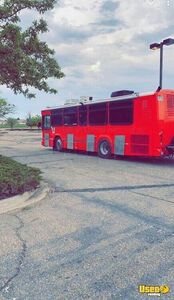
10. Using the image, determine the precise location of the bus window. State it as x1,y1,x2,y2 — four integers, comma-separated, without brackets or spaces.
43,115,51,129
64,107,78,125
89,103,107,125
79,105,87,125
109,100,133,125
51,109,63,126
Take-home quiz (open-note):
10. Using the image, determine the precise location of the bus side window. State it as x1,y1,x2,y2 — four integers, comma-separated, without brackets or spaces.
109,100,133,125
64,107,78,125
51,109,63,126
79,105,87,125
89,103,107,125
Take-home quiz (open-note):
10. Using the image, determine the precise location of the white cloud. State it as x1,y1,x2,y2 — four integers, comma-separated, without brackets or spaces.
52,0,104,27
90,61,101,72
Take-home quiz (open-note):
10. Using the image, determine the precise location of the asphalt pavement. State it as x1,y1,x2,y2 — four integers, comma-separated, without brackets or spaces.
0,130,174,300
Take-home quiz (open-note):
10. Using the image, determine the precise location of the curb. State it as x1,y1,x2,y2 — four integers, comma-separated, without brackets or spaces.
0,183,50,215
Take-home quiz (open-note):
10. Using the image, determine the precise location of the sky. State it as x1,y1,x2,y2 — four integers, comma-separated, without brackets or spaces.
1,0,174,118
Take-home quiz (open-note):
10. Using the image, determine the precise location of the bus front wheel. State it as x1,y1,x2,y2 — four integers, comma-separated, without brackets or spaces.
54,137,63,151
98,140,111,159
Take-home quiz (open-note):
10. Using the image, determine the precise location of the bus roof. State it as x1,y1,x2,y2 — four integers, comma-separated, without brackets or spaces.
42,89,174,112
41,94,137,111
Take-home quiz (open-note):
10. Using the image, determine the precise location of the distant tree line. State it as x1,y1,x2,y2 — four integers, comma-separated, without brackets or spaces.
0,98,42,129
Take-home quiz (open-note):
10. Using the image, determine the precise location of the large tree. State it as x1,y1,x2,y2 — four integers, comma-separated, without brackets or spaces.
0,0,64,98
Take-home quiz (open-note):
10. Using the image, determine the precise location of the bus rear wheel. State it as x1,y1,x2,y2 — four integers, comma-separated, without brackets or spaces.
54,137,63,151
98,140,111,159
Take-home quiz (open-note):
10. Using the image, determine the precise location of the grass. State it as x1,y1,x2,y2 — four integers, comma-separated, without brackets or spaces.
0,155,42,200
0,123,27,129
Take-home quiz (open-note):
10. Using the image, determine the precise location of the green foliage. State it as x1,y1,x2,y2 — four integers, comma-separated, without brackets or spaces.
6,117,18,129
26,113,41,127
0,98,16,118
0,0,65,98
0,155,42,200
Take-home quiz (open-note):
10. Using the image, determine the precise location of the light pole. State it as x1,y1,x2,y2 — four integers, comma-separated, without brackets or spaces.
150,38,174,90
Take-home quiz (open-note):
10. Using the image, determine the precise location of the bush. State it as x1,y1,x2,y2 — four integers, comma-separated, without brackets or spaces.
0,155,42,200
26,114,41,128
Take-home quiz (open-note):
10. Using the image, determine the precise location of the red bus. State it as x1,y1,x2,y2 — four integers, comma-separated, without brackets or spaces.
41,89,174,158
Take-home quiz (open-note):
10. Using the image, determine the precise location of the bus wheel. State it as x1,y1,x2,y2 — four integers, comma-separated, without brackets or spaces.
54,137,62,151
98,140,111,158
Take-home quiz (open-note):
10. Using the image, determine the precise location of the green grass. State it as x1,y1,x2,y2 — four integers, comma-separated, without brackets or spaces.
0,155,42,200
0,123,28,129
0,124,40,130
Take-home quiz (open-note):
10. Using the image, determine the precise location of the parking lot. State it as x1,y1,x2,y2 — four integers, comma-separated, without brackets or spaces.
0,130,174,300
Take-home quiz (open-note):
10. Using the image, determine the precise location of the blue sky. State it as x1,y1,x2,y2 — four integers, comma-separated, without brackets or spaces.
1,0,174,118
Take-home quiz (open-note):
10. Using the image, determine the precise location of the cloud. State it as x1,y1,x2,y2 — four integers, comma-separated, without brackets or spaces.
90,61,101,72
1,0,174,117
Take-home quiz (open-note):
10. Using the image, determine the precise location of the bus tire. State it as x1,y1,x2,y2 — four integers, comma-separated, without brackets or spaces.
98,140,111,159
54,137,63,151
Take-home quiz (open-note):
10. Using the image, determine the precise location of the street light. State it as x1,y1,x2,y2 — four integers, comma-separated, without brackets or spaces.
150,38,174,90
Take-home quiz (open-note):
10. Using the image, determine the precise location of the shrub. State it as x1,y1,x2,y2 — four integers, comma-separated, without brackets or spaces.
0,155,42,200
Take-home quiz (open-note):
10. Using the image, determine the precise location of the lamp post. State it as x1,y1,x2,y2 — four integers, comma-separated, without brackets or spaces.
150,38,174,90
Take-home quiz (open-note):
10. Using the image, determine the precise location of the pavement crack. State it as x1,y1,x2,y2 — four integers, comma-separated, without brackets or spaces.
0,214,27,293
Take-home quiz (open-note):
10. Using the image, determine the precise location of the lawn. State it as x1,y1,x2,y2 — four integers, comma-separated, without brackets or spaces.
0,155,42,200
0,123,27,129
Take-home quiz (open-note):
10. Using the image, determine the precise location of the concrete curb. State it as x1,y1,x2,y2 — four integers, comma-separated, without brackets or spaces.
0,183,50,215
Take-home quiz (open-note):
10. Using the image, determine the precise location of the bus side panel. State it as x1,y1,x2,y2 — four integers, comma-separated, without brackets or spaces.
129,94,161,157
42,91,174,157
74,126,87,151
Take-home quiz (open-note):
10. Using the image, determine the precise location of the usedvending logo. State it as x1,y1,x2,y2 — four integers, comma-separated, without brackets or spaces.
139,285,170,296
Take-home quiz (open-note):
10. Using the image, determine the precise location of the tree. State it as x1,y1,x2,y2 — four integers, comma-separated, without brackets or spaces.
26,114,41,128
6,117,18,129
0,98,16,118
0,0,64,99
